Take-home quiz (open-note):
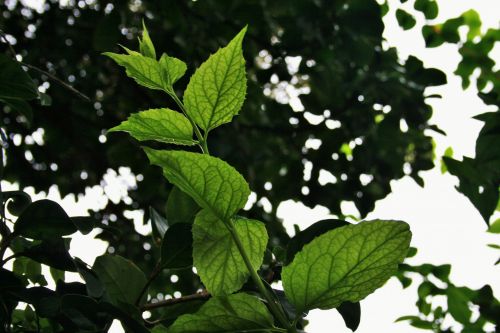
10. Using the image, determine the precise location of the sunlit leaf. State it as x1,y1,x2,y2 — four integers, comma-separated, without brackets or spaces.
168,293,274,333
193,209,267,295
109,108,196,145
184,27,247,132
145,149,250,221
282,220,411,312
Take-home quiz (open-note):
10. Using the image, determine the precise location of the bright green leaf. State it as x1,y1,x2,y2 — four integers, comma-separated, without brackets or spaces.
282,220,411,312
104,53,170,92
109,108,196,145
14,200,77,240
184,26,247,132
193,209,268,295
168,293,274,333
139,21,156,59
93,255,147,309
159,54,187,88
145,149,250,221
487,218,500,233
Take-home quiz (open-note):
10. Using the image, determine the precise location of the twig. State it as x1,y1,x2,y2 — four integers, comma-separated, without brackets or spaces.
0,29,91,103
141,290,210,311
135,261,162,306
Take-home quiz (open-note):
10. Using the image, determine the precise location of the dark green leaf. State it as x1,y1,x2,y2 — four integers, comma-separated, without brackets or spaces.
166,186,200,225
93,255,147,309
14,200,77,240
0,54,38,100
396,9,416,31
337,302,361,331
161,223,193,269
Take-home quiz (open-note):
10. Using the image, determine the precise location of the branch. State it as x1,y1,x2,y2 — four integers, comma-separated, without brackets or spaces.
0,30,91,103
141,290,210,311
135,261,162,306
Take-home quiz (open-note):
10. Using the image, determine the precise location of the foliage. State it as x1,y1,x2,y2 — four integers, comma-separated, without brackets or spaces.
0,25,414,332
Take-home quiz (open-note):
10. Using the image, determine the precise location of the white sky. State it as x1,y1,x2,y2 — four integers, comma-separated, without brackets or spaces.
3,0,499,332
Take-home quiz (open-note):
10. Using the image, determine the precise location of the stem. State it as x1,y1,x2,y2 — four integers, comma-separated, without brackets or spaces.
227,224,295,332
169,92,208,154
135,261,162,306
141,290,210,311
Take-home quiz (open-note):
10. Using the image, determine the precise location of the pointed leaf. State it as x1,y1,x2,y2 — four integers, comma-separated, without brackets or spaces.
168,293,274,333
282,220,411,312
150,207,169,238
336,301,361,331
161,223,193,269
193,209,268,295
139,22,156,59
93,255,147,309
184,27,247,132
109,108,196,145
145,149,250,221
104,53,170,92
159,54,187,87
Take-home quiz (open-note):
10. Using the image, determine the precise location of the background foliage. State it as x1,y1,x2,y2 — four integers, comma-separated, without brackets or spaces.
0,0,498,332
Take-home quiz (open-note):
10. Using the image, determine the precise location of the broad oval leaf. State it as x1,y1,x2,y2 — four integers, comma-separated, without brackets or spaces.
93,255,147,309
145,149,250,221
109,108,196,145
184,26,247,132
161,223,193,269
168,293,274,333
14,200,77,240
282,220,411,312
193,209,268,295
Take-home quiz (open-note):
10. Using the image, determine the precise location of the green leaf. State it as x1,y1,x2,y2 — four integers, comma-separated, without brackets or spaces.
21,239,76,272
337,301,361,332
159,53,187,88
0,54,38,100
109,108,196,145
161,223,193,269
150,207,169,239
14,200,77,240
93,255,147,309
193,209,268,295
166,186,200,225
139,21,156,59
285,219,350,265
487,218,500,233
447,286,472,324
168,293,274,333
184,26,247,132
414,0,438,20
1,97,33,126
104,53,170,92
396,9,417,31
145,149,250,221
282,220,411,312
